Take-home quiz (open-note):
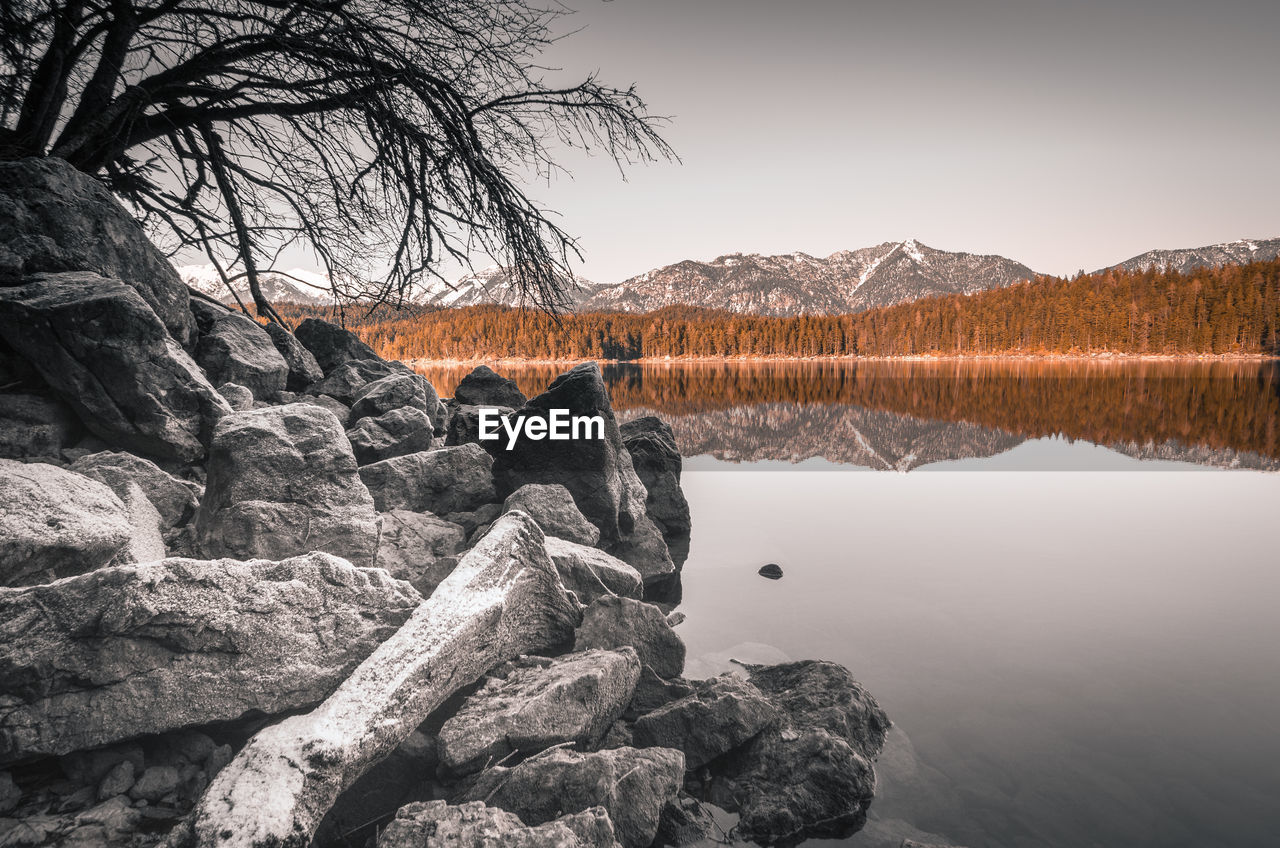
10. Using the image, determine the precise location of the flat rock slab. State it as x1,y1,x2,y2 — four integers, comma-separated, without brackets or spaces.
0,459,132,587
0,272,231,461
544,537,643,603
359,444,496,514
455,746,685,848
195,403,379,566
437,648,642,776
378,800,620,848
0,553,420,764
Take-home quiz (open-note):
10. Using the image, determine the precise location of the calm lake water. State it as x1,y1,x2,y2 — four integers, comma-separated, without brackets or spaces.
420,360,1280,848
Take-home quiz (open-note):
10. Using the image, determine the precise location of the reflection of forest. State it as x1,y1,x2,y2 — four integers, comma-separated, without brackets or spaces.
414,360,1280,467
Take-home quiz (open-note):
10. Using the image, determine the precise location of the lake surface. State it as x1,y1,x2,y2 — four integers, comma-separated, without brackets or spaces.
419,360,1280,848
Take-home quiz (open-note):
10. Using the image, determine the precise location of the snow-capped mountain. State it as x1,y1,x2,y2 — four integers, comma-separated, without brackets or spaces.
409,266,597,309
179,264,334,306
1101,238,1280,275
578,239,1039,315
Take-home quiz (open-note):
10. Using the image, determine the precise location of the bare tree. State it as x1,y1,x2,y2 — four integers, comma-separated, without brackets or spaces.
0,0,673,319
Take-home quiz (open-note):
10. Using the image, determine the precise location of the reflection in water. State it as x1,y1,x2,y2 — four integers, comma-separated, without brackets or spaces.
415,360,1280,470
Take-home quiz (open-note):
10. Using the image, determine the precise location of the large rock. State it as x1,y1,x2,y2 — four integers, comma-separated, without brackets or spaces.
0,157,193,343
632,674,779,770
263,322,324,391
456,747,684,848
453,365,527,408
0,459,133,586
346,407,436,465
0,393,79,459
574,595,686,680
0,553,420,764
373,510,467,597
359,444,496,514
438,648,642,776
378,801,621,848
488,363,673,584
704,661,891,844
294,318,381,374
619,416,691,543
0,273,232,461
189,300,287,400
349,372,445,431
195,403,379,566
69,451,200,532
504,483,601,547
444,401,513,447
544,537,643,603
307,357,402,405
173,512,580,848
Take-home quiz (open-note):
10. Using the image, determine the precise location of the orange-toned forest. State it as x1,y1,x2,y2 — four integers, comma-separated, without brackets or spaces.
275,259,1280,360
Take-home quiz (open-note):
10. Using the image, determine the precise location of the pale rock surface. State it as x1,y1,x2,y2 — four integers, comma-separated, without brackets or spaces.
504,483,601,547
189,299,287,400
574,595,686,679
69,450,200,531
359,444,496,514
543,537,643,603
373,510,467,597
377,800,621,848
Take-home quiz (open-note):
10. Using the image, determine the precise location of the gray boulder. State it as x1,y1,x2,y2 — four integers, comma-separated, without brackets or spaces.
0,459,133,586
488,363,673,585
300,393,351,422
306,358,402,405
294,318,381,373
438,648,642,776
373,510,467,597
189,300,288,400
378,801,621,848
195,403,379,566
444,401,513,447
0,157,193,343
456,746,684,848
0,393,79,459
349,372,446,431
0,272,232,461
0,553,420,764
346,407,436,465
704,660,891,844
619,416,691,543
544,537,643,603
263,322,324,391
632,674,779,769
359,444,496,514
504,483,601,547
69,451,200,532
216,382,254,411
574,595,686,680
454,365,527,408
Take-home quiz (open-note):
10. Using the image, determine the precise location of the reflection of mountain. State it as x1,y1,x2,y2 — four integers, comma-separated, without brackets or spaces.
618,403,1024,469
1107,440,1280,471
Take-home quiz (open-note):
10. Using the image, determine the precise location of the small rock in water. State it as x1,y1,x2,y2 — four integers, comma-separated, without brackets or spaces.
758,563,783,580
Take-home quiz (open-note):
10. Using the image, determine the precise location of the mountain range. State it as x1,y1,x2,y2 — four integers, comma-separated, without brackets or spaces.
177,235,1279,316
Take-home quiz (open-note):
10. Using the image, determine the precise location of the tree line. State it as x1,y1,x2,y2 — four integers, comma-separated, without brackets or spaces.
344,259,1280,360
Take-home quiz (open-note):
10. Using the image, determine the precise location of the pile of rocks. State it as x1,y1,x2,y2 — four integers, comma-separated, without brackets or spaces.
0,157,889,847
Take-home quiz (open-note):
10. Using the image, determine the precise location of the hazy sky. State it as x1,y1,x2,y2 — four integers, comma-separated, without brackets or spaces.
504,0,1280,282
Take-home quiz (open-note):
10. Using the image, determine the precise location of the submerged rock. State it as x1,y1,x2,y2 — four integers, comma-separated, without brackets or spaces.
378,801,621,848
455,746,684,848
453,365,527,408
359,444,496,514
488,363,674,584
0,272,231,461
0,459,133,586
544,537,644,603
195,403,379,566
504,483,601,547
437,648,642,776
574,595,686,680
189,299,288,400
0,553,420,764
758,563,783,580
0,157,193,343
703,660,891,845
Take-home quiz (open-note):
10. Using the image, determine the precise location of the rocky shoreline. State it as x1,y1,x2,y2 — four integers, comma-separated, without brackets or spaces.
1,158,891,847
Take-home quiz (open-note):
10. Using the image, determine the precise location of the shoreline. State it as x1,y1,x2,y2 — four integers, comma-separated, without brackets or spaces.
402,352,1279,367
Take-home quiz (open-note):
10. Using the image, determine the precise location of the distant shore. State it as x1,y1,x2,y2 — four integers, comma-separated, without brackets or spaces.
402,352,1278,367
